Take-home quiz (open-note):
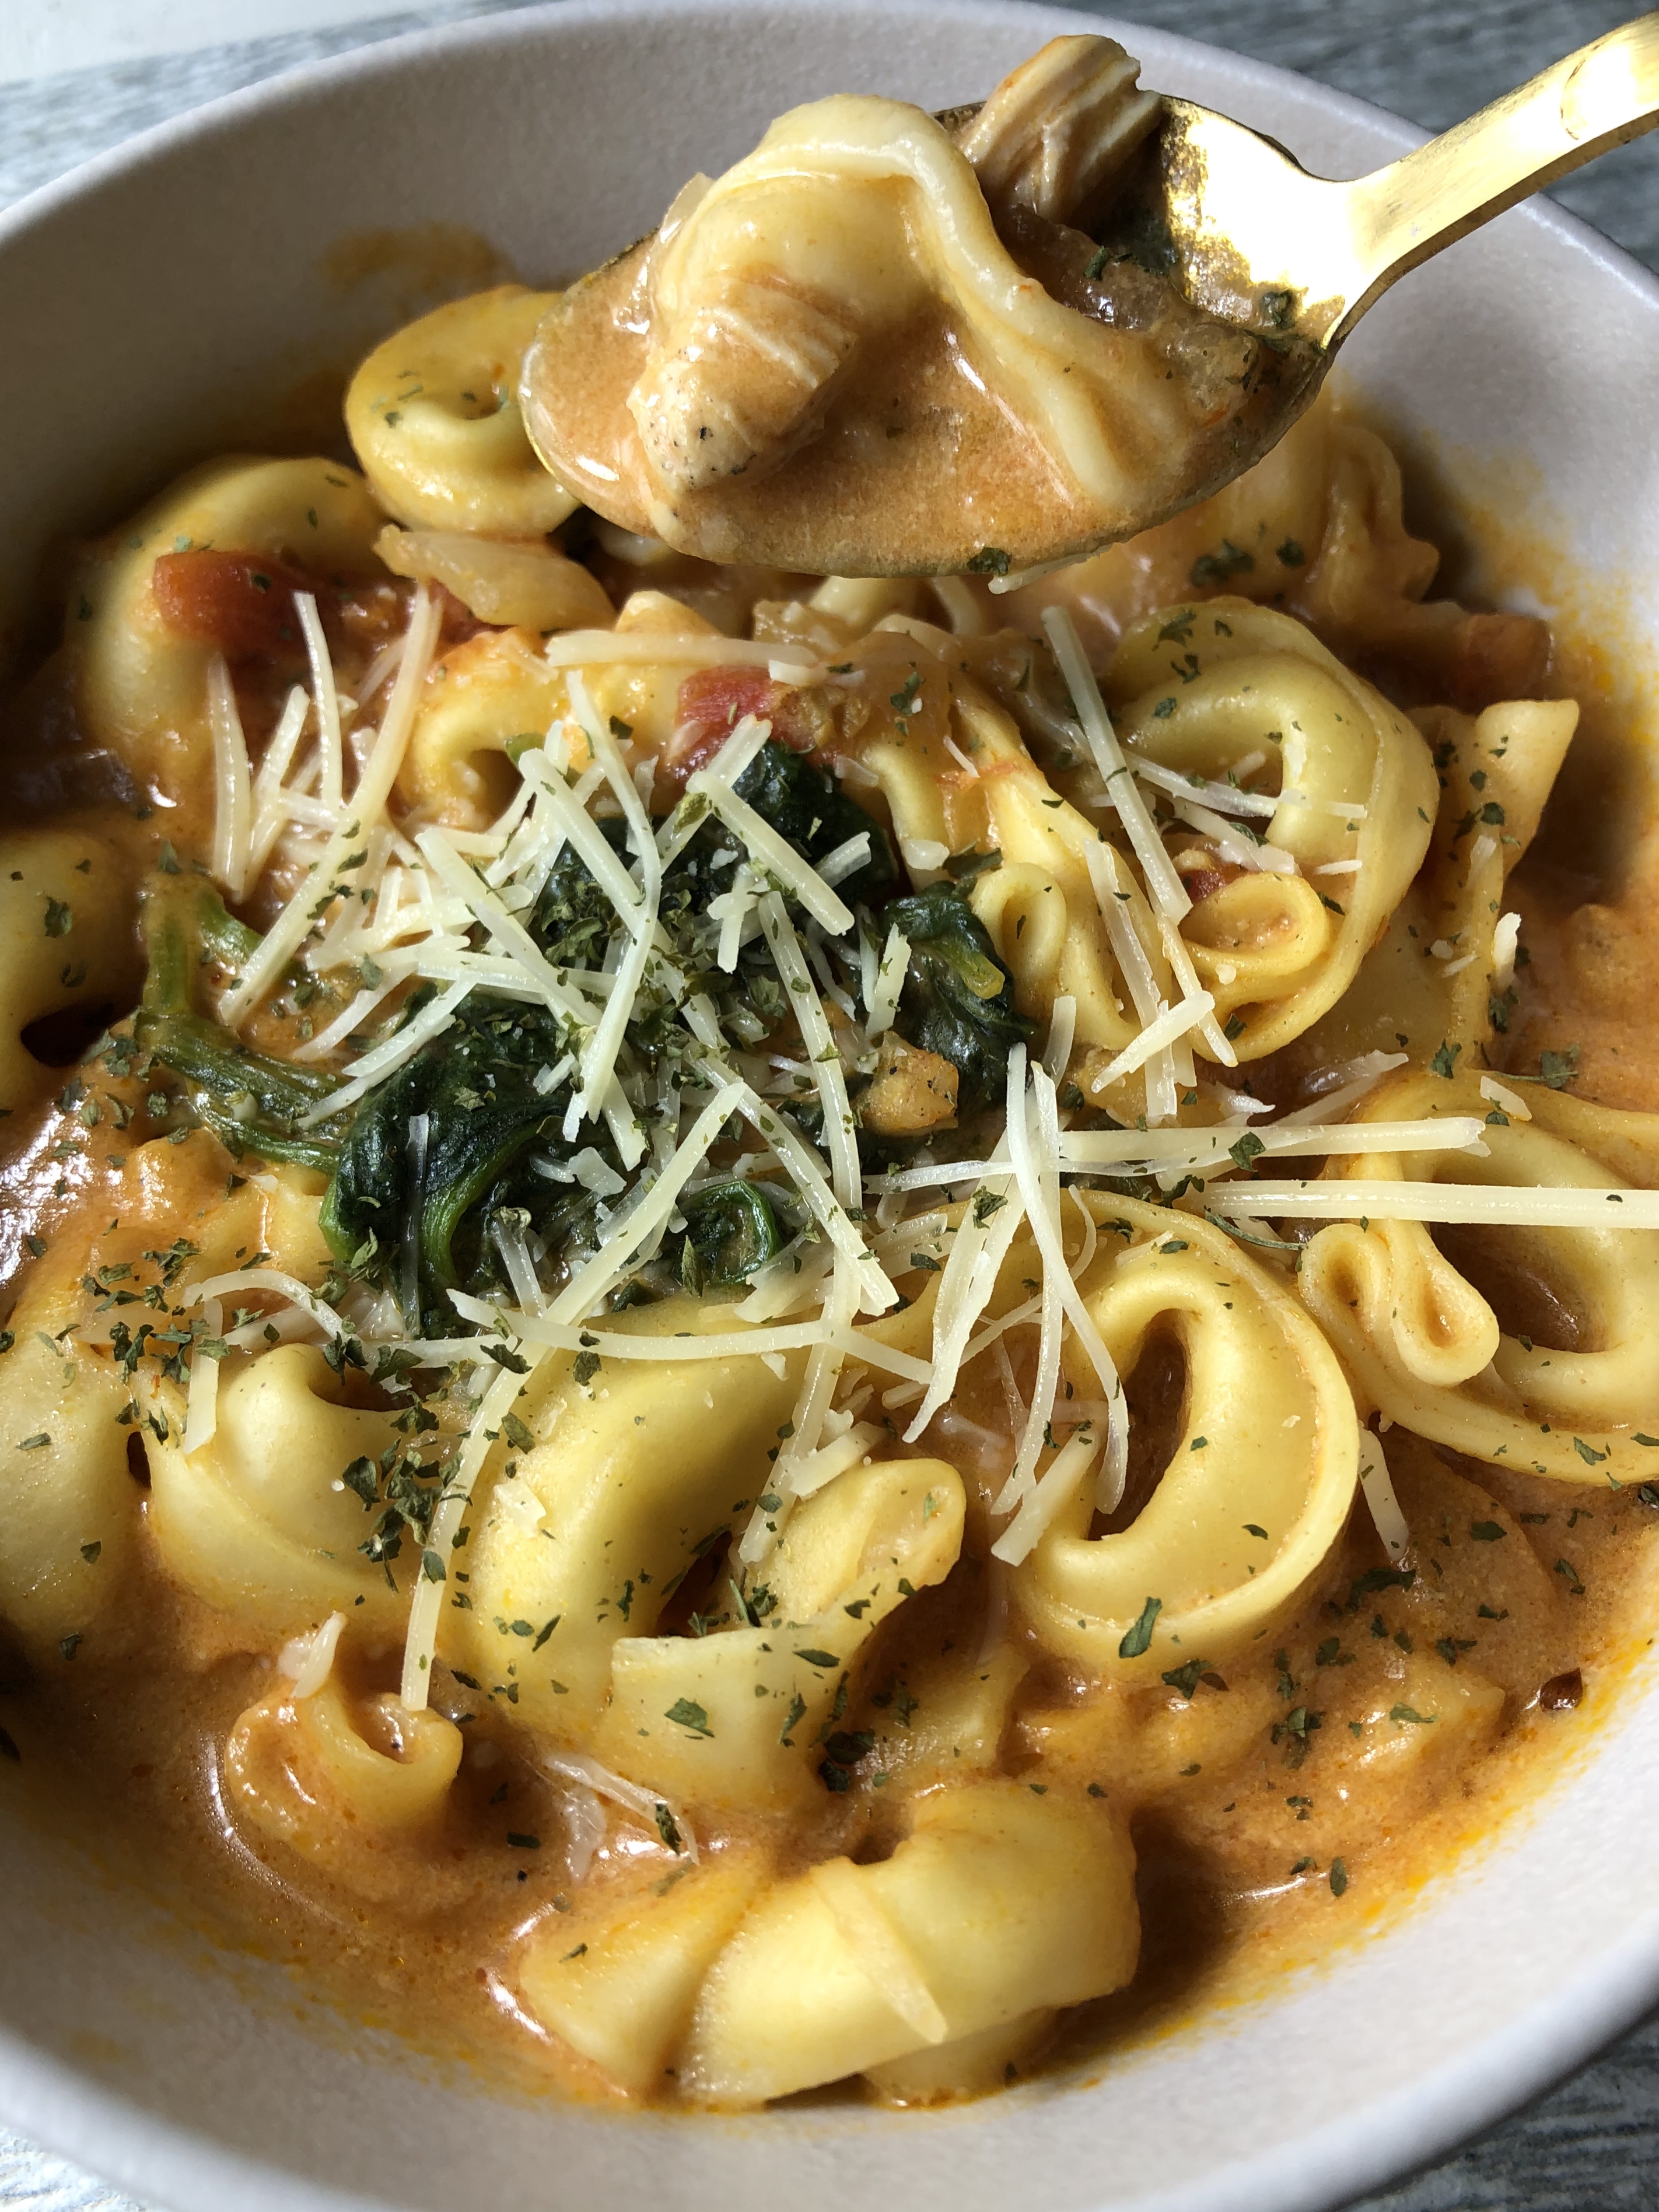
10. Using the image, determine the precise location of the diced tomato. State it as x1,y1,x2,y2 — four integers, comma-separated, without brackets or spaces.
668,662,828,782
150,549,333,660
1177,851,1246,906
152,548,447,669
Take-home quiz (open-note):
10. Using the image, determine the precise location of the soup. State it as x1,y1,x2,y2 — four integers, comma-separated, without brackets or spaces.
1,33,1657,2117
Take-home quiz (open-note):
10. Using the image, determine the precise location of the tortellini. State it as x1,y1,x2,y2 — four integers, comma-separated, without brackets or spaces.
1286,696,1577,1080
396,626,568,830
458,1299,965,1810
861,1642,1029,1793
839,625,1157,1060
100,1130,330,1288
679,1782,1138,2105
1,1138,332,1650
1101,599,1440,1059
147,1345,408,1633
593,1456,965,1808
518,1845,774,2094
72,457,386,788
1011,392,1551,710
0,1307,135,1650
345,286,578,537
0,830,141,1119
827,601,1438,1081
397,588,719,826
226,1671,462,1876
1298,1071,1659,1483
1012,1197,1357,1675
453,1296,805,1734
565,588,733,762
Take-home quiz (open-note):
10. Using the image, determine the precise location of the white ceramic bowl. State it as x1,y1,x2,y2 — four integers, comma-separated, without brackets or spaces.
4,5,1659,2207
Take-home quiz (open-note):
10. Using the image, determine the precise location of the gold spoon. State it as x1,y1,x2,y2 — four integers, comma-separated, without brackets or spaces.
1157,10,1659,352
522,16,1659,579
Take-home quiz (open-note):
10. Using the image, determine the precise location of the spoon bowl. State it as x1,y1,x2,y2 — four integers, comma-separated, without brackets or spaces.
521,13,1659,580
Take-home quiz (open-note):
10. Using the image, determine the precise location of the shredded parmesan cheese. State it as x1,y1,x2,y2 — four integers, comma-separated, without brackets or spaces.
1357,1426,1410,1560
1087,991,1217,1095
756,892,860,1211
294,591,344,815
206,653,252,902
544,630,821,682
300,979,471,1127
1042,604,1191,920
183,1270,345,1338
686,772,855,937
181,1293,223,1457
864,925,910,1040
1206,1181,1659,1228
221,584,440,1024
992,1427,1098,1566
542,1750,698,1865
1480,1075,1532,1123
1493,910,1522,990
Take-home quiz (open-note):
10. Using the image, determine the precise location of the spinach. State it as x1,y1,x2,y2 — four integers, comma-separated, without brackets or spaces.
135,883,341,1171
734,741,897,906
320,995,583,1304
881,880,1032,1113
321,740,889,1320
533,815,632,965
678,1180,785,1290
534,742,894,960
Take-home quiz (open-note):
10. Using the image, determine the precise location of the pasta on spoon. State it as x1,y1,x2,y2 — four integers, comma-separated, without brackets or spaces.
521,19,1659,576
520,37,1322,576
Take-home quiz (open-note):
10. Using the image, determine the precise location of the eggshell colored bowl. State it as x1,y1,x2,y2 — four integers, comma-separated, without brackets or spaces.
2,5,1657,2208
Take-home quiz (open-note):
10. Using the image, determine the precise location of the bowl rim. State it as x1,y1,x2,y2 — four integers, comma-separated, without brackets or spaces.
3,4,1659,2209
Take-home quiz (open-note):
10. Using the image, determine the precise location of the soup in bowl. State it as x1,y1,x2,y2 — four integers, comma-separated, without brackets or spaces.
1,6,1658,2211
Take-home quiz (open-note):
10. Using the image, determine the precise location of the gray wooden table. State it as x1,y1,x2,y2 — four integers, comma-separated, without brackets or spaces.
3,1,1657,2206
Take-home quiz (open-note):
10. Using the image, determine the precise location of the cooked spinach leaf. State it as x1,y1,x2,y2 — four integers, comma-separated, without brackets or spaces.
881,879,1032,1113
734,741,897,906
310,739,890,1320
320,996,586,1308
135,883,340,1171
678,1180,786,1290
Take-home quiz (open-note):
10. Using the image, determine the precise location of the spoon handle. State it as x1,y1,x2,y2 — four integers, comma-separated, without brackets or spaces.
1340,10,1659,329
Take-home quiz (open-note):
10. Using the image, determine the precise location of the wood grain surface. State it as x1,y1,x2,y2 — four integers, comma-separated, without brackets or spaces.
2,3,1655,2206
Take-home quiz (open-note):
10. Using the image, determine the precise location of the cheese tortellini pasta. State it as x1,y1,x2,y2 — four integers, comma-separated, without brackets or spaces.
1286,696,1577,1081
1008,1198,1357,1673
593,1455,965,1808
0,830,141,1120
0,1304,135,1650
345,286,579,537
73,456,387,791
147,1345,411,1633
227,1668,463,1880
679,1782,1139,2105
1100,599,1440,1060
1299,1072,1659,1484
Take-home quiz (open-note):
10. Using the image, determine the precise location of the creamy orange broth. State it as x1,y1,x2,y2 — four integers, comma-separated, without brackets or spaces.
1,374,1657,2109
